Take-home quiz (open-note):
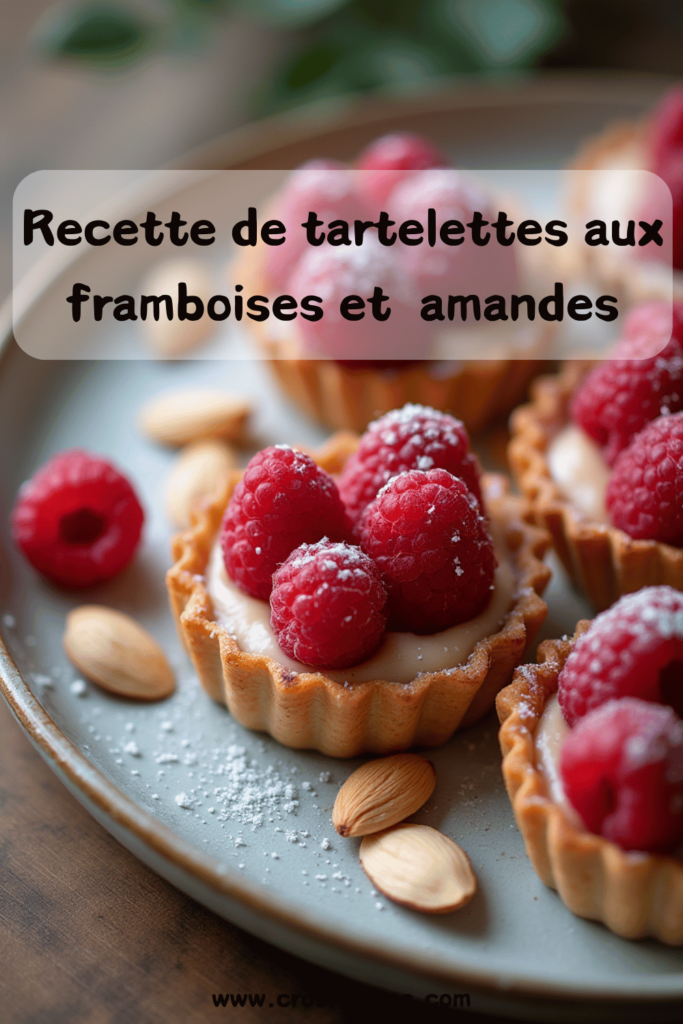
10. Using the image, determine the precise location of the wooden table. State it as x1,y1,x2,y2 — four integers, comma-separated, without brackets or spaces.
0,695,517,1023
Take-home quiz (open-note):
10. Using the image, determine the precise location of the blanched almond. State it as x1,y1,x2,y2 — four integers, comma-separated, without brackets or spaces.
166,439,236,528
139,390,250,446
63,606,175,700
359,824,477,914
333,754,435,837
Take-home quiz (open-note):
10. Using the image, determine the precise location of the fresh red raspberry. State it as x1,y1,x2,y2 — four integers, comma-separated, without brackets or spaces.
560,698,683,853
221,446,351,601
11,449,144,588
390,169,519,297
287,231,430,361
570,301,683,465
358,468,495,634
270,540,388,669
339,403,482,528
264,159,359,290
355,132,447,210
606,412,683,543
650,86,683,175
650,152,683,270
558,586,683,726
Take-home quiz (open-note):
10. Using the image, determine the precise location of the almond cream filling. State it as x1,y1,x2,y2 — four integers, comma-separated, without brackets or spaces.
534,692,578,821
205,535,516,684
547,423,611,524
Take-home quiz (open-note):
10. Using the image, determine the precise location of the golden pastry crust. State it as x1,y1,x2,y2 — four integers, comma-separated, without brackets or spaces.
237,245,544,435
508,363,683,612
167,433,550,758
496,628,683,945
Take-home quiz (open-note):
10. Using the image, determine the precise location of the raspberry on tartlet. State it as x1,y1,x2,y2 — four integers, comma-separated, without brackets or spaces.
287,231,431,362
11,449,144,588
220,445,351,601
270,539,388,669
359,467,495,634
339,403,482,528
264,158,359,290
355,131,447,210
606,411,683,543
558,586,683,725
560,696,683,853
570,301,683,467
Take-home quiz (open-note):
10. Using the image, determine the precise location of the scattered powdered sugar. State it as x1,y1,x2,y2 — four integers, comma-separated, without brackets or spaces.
206,745,301,829
175,792,195,809
70,679,87,697
123,740,141,757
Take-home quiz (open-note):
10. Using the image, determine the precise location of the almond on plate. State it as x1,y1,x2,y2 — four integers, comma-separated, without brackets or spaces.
139,389,251,446
165,439,236,528
63,605,175,700
359,823,477,914
139,259,217,357
333,754,436,837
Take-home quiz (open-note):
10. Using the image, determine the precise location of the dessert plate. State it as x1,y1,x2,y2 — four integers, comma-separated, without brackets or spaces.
2,77,683,1021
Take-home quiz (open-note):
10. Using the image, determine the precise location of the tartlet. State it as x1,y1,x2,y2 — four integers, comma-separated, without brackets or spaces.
167,432,550,758
496,627,683,945
239,242,544,436
570,105,680,303
508,362,683,611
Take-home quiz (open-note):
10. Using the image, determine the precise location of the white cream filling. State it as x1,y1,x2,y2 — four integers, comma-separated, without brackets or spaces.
205,535,516,685
534,693,578,821
547,423,611,524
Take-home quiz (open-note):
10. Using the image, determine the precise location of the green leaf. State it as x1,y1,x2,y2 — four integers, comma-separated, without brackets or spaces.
434,0,565,68
234,0,350,29
338,35,454,91
39,2,152,66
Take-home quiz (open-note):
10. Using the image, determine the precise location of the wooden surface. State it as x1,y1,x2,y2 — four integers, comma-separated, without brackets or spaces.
0,694,519,1024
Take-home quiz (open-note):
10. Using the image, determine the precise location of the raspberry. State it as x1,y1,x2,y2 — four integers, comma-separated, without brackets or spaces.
650,152,683,270
390,169,519,297
650,86,683,175
560,698,683,853
264,159,359,290
220,446,351,600
570,301,683,465
358,468,495,634
270,540,388,669
606,412,683,543
338,403,482,528
287,232,430,361
355,132,447,210
11,449,144,588
558,586,683,726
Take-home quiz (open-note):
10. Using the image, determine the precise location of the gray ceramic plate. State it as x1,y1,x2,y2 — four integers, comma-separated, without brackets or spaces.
2,77,683,1021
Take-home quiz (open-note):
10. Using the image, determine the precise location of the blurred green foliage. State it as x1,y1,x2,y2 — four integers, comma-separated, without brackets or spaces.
37,0,566,109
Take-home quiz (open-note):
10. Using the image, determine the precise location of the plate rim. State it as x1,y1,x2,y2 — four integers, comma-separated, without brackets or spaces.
3,73,683,1005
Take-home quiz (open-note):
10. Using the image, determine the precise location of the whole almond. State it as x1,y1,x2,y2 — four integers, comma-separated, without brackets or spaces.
359,824,477,914
166,439,236,528
140,258,217,357
64,606,175,700
139,390,251,446
333,754,436,837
